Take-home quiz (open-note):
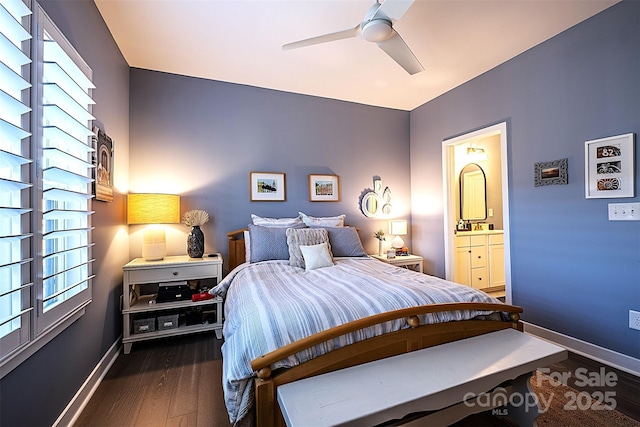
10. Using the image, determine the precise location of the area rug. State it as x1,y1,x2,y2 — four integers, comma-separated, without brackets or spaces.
453,371,639,426
528,371,638,426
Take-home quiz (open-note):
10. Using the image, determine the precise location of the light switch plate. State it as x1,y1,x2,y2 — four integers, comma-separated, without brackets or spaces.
608,203,640,221
630,310,640,331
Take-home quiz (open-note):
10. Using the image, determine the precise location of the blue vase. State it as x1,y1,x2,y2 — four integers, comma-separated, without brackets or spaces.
187,225,204,258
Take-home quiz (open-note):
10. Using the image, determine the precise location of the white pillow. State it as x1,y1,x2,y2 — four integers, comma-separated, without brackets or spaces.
299,242,334,271
251,214,303,227
298,212,345,227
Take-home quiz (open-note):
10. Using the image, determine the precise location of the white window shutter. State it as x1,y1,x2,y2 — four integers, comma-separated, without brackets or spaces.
0,0,34,360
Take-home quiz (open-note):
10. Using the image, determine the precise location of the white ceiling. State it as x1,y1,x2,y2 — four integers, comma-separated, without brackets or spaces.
94,0,619,111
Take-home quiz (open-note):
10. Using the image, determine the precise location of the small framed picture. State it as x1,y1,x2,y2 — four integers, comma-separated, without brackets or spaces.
534,158,567,187
308,174,340,202
585,133,635,198
250,172,286,201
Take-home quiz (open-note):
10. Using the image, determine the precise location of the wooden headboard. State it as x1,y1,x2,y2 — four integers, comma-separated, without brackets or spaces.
227,228,248,271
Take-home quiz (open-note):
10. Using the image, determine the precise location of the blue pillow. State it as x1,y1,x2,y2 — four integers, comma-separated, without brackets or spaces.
249,224,304,262
318,226,367,257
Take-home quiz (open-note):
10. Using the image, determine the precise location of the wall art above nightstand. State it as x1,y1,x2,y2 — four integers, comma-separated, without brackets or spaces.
309,174,340,202
250,172,286,201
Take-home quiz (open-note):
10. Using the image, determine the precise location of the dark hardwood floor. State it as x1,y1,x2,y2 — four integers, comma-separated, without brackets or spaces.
75,333,231,427
76,333,639,427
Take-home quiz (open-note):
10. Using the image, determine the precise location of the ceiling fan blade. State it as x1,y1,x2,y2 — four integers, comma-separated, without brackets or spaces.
372,0,415,22
283,25,360,51
376,29,424,74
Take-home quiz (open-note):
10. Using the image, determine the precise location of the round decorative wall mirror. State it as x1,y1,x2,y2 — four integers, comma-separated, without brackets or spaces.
359,177,392,217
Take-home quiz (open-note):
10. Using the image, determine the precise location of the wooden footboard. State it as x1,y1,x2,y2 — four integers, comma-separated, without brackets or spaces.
251,302,523,427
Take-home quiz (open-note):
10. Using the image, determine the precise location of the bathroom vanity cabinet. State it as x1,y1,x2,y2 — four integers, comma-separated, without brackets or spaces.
454,231,504,293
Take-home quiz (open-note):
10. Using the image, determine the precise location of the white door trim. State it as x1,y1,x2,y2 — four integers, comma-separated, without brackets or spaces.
442,122,512,303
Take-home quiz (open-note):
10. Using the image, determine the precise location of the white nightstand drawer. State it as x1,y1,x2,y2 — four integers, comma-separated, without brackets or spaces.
127,263,219,284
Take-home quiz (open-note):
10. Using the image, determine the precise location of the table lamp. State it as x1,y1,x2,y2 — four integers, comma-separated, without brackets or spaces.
128,193,180,261
389,220,407,251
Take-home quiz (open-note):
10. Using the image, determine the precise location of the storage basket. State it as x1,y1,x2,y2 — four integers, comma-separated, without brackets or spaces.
133,317,155,334
157,313,179,330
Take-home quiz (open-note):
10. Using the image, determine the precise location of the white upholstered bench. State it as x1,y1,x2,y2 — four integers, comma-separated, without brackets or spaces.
277,328,567,427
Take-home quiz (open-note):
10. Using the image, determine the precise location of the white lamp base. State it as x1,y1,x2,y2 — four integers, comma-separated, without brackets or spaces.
142,227,166,261
391,235,405,249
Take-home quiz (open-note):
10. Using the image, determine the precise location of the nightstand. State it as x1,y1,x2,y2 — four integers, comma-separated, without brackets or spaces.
370,254,423,273
122,254,223,354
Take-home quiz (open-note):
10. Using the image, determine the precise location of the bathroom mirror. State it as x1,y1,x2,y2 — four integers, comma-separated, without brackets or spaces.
460,163,487,221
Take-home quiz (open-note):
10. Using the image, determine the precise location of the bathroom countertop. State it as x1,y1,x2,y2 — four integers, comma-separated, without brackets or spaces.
455,229,503,235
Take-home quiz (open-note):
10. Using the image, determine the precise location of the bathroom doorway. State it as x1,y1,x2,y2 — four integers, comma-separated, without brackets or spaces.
442,122,512,302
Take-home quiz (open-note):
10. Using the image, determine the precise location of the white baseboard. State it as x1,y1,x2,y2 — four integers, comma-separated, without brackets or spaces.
523,322,640,377
54,337,122,427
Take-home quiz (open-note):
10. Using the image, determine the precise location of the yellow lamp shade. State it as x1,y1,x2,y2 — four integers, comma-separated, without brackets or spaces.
127,193,180,224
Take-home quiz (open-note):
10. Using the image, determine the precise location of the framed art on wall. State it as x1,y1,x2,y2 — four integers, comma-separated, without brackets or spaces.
534,158,568,187
250,172,286,201
92,127,114,202
585,133,635,198
308,174,340,202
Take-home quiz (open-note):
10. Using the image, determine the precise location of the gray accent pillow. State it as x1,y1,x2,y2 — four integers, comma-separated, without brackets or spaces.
286,228,330,268
320,226,367,257
249,224,304,263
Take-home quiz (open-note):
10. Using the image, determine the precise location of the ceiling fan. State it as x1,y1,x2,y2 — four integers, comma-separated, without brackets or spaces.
283,0,424,75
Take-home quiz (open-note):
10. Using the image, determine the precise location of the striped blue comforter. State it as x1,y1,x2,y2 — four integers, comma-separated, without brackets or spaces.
210,257,503,425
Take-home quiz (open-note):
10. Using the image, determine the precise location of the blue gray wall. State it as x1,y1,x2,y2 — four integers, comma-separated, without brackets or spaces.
3,1,638,425
410,1,640,358
128,69,412,265
0,1,130,426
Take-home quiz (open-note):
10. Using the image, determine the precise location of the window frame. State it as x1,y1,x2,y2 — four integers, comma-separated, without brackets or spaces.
0,1,94,378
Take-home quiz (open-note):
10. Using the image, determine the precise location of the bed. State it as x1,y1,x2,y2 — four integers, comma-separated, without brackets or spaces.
214,214,523,426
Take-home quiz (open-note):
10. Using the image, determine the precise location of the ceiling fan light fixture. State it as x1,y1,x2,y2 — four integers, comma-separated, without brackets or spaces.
362,20,393,42
282,0,422,74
